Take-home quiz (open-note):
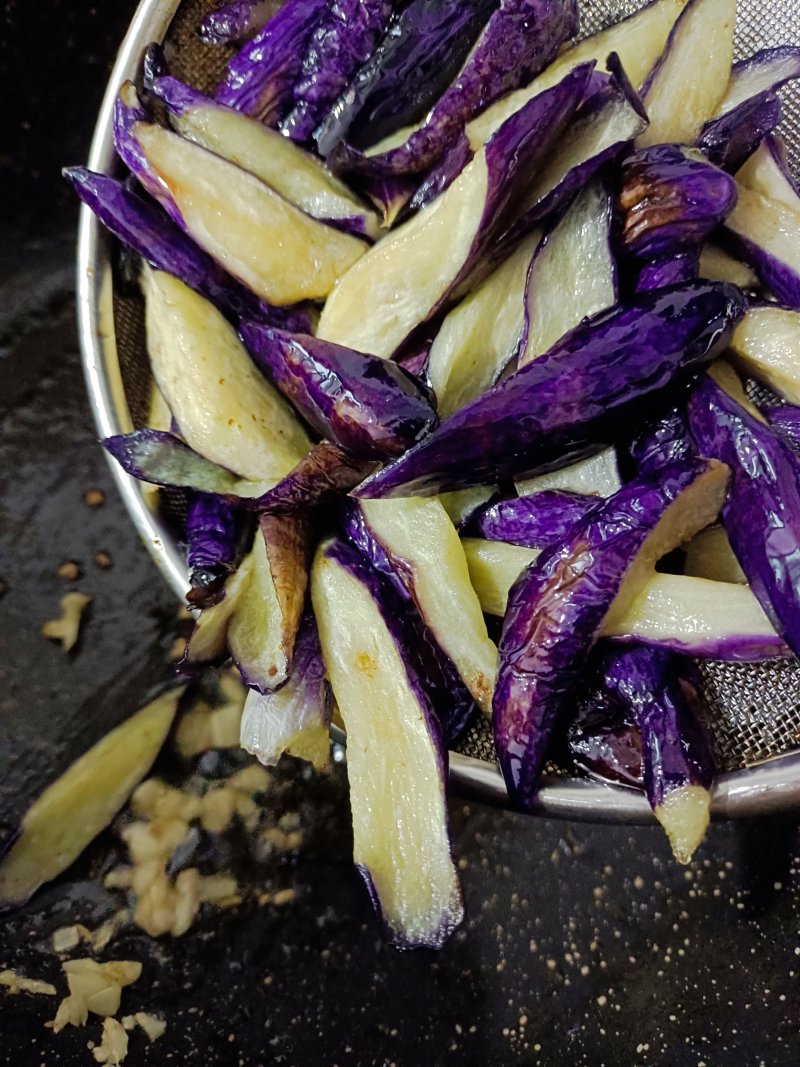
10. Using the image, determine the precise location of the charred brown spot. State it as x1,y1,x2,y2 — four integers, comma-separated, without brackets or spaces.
355,652,377,678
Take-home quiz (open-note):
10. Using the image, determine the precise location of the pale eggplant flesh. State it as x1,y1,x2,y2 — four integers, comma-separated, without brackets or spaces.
316,63,592,358
462,538,787,660
240,612,332,770
312,539,463,949
0,687,184,907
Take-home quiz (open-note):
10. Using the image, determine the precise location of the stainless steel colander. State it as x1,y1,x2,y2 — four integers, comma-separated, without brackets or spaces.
77,0,800,820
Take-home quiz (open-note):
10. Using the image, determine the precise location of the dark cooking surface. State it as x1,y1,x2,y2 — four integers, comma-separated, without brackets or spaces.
1,2,800,1064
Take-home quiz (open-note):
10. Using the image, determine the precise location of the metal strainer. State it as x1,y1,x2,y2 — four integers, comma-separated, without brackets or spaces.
77,0,800,821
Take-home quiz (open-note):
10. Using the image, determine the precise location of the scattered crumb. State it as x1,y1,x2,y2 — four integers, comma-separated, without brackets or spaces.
272,888,296,907
0,969,57,997
92,1018,128,1065
49,960,141,1032
133,1012,167,1042
41,592,92,652
83,488,106,508
94,550,114,570
52,925,93,954
57,560,82,581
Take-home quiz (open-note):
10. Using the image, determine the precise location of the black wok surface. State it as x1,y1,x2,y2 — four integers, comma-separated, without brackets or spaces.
1,3,799,1063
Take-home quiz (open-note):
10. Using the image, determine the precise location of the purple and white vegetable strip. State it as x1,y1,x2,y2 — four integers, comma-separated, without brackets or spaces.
127,120,368,305
426,231,540,419
356,281,746,497
315,0,496,158
464,0,684,151
317,64,592,357
240,612,332,770
200,0,273,44
358,499,498,716
103,429,272,498
492,459,729,809
280,0,394,144
504,64,650,243
342,504,476,745
141,269,311,482
64,167,301,327
599,646,715,863
215,0,330,124
239,323,437,459
637,0,736,148
519,178,616,365
149,69,380,241
330,0,579,179
461,538,786,660
312,538,464,949
688,375,800,657
729,305,800,404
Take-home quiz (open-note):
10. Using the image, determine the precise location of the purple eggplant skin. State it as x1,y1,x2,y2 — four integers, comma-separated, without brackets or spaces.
331,0,579,179
113,83,179,222
185,493,242,608
244,441,373,514
567,693,644,791
407,134,474,214
279,0,394,145
200,0,273,44
765,404,800,456
64,168,307,331
619,146,738,261
688,376,800,657
102,430,222,490
623,406,695,479
215,0,330,124
341,504,476,745
698,93,782,173
634,250,699,293
315,0,496,157
599,645,714,816
239,323,437,460
356,281,747,498
474,491,598,549
698,45,800,169
493,459,723,810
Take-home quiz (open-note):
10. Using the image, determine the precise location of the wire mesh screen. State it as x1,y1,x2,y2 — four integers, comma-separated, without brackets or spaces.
110,0,800,777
